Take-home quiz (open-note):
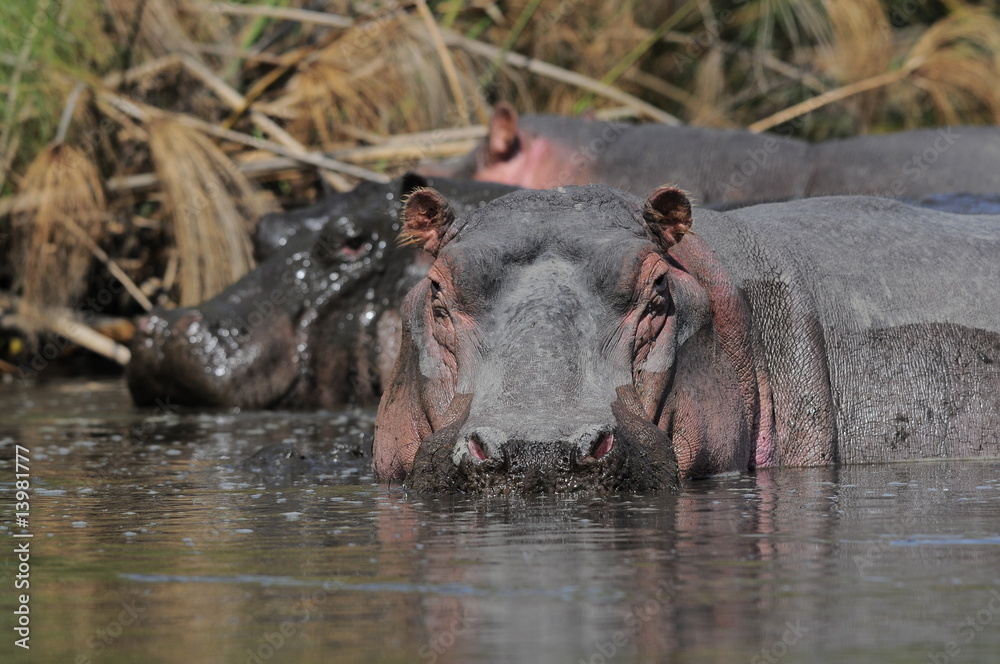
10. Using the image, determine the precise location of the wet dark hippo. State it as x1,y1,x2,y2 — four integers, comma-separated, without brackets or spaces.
127,176,519,409
373,185,1000,493
420,104,1000,205
253,189,349,262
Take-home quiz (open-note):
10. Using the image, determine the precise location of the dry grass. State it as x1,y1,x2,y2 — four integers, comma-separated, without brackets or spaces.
820,1,1000,130
689,45,728,126
752,3,1000,132
282,12,494,148
477,0,653,114
103,0,226,61
893,7,1000,126
818,0,894,126
147,119,274,306
11,144,107,317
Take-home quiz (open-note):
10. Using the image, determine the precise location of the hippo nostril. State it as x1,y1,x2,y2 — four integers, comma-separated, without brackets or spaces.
169,310,202,335
590,432,614,460
570,425,615,464
453,426,508,467
468,434,488,461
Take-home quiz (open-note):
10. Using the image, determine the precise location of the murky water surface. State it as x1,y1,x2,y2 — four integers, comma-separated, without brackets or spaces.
2,378,999,663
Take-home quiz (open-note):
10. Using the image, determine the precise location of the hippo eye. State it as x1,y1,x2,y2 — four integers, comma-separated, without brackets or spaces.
647,272,672,314
429,280,449,319
651,272,668,297
339,235,370,260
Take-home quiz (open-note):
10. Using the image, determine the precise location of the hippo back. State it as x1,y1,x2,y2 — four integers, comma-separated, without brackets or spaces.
807,126,1000,199
693,197,1000,465
520,115,813,204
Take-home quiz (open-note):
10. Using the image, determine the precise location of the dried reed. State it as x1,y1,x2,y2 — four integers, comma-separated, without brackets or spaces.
284,13,490,148
895,7,1000,125
146,119,273,306
11,144,107,315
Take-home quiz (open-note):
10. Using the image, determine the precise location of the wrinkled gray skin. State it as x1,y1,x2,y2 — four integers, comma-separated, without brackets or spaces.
421,105,1000,205
127,176,519,409
374,185,1000,494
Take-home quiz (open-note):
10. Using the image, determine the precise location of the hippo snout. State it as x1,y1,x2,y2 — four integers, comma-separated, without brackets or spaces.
127,302,300,409
165,309,204,336
406,396,678,495
455,424,615,469
133,308,202,340
412,434,619,494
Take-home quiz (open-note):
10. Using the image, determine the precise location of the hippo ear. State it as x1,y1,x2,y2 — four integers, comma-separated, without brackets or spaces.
399,172,429,197
642,186,693,251
488,102,520,162
400,188,456,256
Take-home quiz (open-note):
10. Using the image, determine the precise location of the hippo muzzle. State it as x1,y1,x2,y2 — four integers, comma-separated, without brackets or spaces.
405,388,679,494
128,304,299,408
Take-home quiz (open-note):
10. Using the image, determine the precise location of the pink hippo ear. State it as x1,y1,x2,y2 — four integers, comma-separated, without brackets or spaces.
642,185,693,251
400,188,456,256
487,102,520,162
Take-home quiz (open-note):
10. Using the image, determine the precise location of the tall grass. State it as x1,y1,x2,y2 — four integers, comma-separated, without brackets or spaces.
11,144,106,315
147,119,272,306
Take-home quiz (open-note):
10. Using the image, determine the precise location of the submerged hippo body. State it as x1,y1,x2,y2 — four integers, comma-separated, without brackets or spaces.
374,185,1000,493
127,176,519,409
421,104,1000,205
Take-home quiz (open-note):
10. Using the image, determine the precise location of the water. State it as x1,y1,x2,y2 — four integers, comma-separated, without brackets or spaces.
915,192,1000,215
2,378,999,663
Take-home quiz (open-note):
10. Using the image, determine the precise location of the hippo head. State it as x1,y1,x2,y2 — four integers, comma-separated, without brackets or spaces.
128,178,423,409
417,102,576,190
373,185,764,494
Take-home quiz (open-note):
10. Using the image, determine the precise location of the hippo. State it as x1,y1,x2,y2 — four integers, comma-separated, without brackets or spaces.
420,103,1000,205
127,176,520,409
373,185,1000,493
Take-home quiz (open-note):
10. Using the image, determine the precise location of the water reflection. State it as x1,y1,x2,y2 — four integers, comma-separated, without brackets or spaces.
1,378,999,663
